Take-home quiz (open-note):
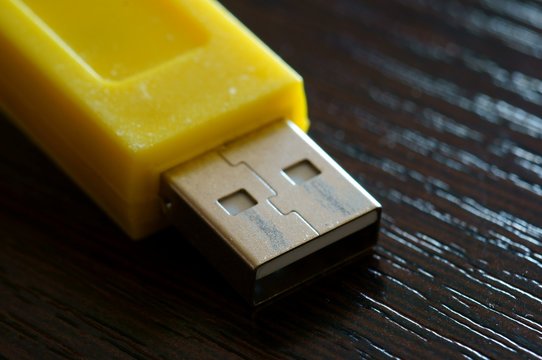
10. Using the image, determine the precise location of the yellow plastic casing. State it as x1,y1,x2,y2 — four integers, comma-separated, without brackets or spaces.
0,0,308,238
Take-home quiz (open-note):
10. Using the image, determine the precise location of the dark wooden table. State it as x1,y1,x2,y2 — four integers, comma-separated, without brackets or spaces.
2,0,541,358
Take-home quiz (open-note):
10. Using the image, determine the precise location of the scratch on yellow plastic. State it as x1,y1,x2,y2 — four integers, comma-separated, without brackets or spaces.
0,0,308,238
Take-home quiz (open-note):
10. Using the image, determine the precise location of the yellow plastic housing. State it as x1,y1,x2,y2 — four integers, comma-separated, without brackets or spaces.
0,0,308,238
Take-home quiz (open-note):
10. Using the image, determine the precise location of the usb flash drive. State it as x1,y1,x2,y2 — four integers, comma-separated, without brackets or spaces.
0,0,381,305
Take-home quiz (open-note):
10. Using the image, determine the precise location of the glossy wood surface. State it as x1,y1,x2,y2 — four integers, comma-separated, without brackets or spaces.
1,0,541,358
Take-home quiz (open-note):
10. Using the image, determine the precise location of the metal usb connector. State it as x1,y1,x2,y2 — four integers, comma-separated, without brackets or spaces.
160,120,381,306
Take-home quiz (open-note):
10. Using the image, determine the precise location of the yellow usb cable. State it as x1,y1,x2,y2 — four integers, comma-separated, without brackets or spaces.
0,0,381,305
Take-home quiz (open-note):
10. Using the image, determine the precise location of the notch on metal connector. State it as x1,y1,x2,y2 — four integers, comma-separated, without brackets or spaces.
161,120,381,306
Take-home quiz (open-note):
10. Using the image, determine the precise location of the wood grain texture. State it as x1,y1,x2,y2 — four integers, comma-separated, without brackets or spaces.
1,0,541,358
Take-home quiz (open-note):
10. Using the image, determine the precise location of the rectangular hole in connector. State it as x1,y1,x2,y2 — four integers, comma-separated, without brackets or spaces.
218,189,257,216
282,159,321,185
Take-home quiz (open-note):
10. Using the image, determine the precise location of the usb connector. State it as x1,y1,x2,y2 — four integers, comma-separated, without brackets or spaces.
1,0,381,306
161,120,381,305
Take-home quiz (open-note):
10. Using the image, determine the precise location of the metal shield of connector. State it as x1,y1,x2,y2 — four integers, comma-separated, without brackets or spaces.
161,120,381,306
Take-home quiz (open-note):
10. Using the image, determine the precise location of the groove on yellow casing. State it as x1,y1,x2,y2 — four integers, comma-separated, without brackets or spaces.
20,0,209,80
